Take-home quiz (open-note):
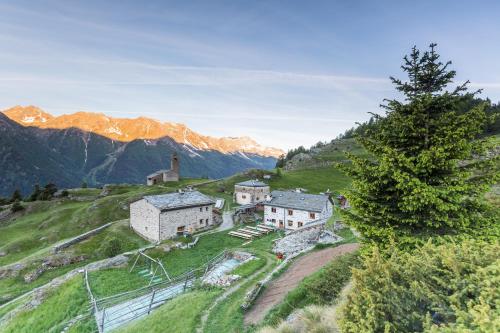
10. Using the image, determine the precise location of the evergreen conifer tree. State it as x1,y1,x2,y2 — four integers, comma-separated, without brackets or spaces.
341,44,499,246
10,189,22,203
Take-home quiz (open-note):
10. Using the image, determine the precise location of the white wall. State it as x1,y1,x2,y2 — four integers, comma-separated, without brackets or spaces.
264,200,333,230
235,192,253,205
234,185,270,205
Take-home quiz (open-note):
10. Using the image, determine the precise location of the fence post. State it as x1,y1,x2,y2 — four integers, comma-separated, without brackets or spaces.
100,308,106,333
147,290,156,315
183,273,189,291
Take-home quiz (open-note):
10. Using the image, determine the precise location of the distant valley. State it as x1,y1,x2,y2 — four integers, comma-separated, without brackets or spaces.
0,106,282,196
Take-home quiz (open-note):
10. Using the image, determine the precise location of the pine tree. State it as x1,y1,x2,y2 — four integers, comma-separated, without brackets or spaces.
28,184,42,202
341,44,499,246
10,189,22,203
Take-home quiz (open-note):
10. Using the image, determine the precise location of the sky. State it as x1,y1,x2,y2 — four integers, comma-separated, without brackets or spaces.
1,0,500,150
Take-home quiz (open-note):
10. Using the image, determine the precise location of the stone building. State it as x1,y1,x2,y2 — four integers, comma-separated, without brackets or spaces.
130,190,215,242
234,180,270,205
147,153,180,185
263,190,333,230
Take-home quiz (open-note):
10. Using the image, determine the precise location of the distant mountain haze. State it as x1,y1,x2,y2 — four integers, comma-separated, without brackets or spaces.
0,107,281,196
3,106,283,158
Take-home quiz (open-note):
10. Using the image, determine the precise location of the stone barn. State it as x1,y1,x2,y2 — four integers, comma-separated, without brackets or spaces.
234,180,270,205
147,152,180,185
130,190,215,242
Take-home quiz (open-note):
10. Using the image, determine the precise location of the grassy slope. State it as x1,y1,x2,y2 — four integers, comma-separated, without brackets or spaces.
115,290,220,333
88,228,282,299
0,179,204,304
1,157,353,331
0,276,95,333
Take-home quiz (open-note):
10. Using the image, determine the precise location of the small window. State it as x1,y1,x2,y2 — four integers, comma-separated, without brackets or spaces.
309,212,316,219
199,207,203,212
271,218,276,223
287,220,293,227
200,219,203,224
206,218,209,224
206,206,209,211
271,207,277,213
256,197,260,201
288,209,293,216
298,222,303,227
242,195,246,199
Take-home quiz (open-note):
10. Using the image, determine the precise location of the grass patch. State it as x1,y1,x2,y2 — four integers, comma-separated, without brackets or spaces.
231,257,266,278
204,253,276,333
115,290,220,333
0,275,94,333
88,229,281,299
268,167,350,195
261,252,359,327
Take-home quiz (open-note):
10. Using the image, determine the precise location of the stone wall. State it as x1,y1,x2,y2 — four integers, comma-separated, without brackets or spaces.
234,185,270,205
130,199,161,242
159,204,213,240
52,222,115,253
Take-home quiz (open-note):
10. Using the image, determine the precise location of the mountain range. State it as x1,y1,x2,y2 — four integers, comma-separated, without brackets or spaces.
0,106,282,196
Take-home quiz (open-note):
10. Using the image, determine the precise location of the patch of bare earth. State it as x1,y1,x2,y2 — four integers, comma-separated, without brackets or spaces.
244,243,359,326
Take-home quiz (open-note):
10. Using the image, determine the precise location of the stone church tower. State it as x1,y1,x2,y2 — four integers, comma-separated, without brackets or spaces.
146,152,180,185
171,152,179,174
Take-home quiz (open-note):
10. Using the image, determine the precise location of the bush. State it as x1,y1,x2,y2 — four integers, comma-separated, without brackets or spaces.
10,200,24,213
339,239,500,333
37,183,58,201
103,238,122,258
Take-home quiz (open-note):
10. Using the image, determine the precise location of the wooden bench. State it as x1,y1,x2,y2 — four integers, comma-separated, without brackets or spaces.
228,231,252,240
239,228,262,236
257,225,275,231
245,226,269,234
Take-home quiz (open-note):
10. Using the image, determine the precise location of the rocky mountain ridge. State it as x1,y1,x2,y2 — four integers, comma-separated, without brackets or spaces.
0,112,277,196
3,106,283,158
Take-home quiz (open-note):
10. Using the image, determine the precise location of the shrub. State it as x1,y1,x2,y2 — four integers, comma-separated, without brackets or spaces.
37,183,58,201
10,200,24,213
339,239,500,333
103,238,122,258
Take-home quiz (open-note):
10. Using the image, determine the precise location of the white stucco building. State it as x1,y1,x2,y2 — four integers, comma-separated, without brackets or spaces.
130,190,215,242
264,190,333,230
234,180,270,205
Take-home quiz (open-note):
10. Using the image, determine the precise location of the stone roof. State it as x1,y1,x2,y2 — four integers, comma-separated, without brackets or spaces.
235,180,269,187
147,169,169,178
265,190,329,212
144,191,215,211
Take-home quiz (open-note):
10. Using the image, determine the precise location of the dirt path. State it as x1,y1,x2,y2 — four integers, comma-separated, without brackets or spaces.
244,243,359,326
